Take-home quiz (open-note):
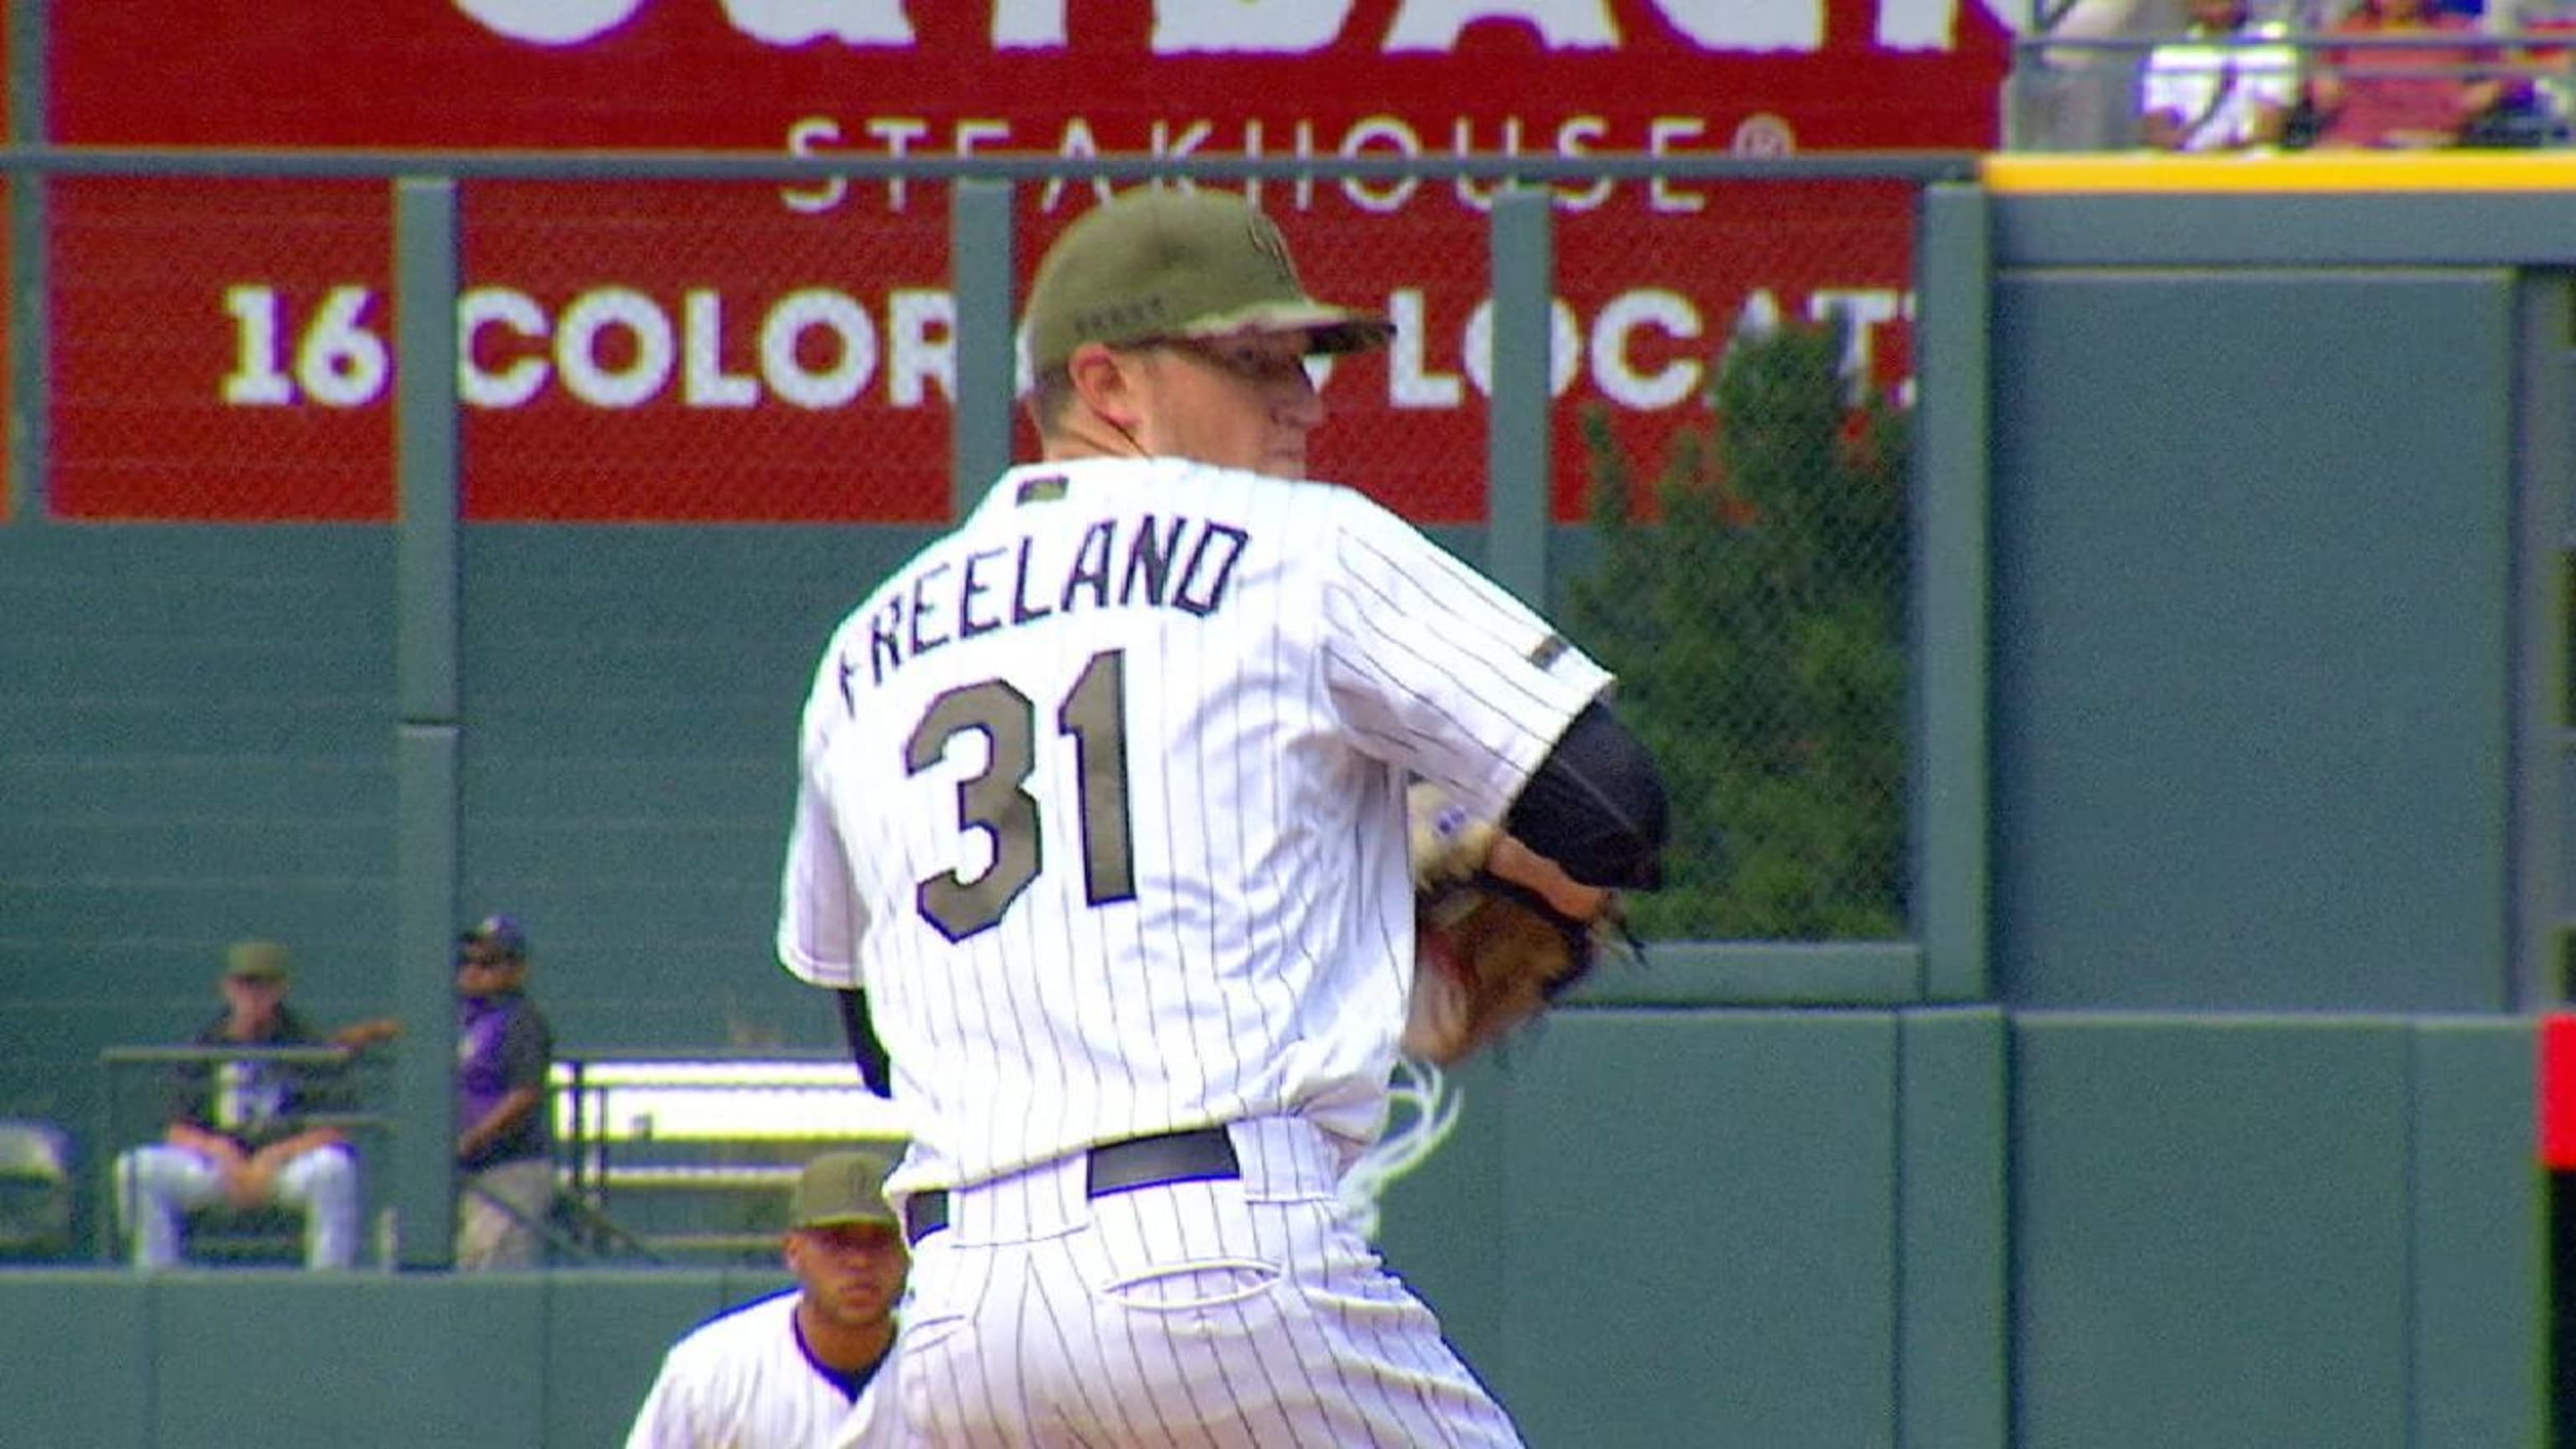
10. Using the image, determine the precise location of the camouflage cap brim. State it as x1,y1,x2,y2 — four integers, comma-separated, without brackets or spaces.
1165,300,1395,357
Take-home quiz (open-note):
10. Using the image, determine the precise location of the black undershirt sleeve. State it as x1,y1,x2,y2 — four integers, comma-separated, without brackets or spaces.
1501,699,1671,891
834,988,892,1098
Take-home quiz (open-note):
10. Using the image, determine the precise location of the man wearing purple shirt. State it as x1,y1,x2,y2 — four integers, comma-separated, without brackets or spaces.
454,913,556,1269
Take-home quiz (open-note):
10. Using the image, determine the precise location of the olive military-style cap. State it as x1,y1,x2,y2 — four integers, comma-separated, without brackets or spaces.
224,939,293,982
787,1149,901,1232
1023,187,1394,374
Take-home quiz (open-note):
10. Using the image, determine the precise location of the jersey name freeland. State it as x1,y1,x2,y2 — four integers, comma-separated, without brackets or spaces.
778,456,1612,1200
849,506,1249,693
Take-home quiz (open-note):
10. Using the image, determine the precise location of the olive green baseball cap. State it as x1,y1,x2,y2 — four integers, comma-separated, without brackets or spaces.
1024,187,1393,374
224,939,293,983
787,1149,900,1232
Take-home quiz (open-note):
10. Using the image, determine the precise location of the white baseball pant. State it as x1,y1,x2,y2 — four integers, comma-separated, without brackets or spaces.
112,1142,360,1270
893,1115,1523,1447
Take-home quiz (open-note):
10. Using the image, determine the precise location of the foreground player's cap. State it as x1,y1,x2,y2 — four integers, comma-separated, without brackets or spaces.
224,939,293,983
1023,186,1394,373
788,1150,901,1232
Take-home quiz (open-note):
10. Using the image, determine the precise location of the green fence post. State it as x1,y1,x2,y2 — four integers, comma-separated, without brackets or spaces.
1486,184,1551,609
951,178,1015,520
392,174,462,1270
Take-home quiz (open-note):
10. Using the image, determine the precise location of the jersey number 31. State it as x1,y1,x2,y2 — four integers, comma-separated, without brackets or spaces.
905,648,1136,940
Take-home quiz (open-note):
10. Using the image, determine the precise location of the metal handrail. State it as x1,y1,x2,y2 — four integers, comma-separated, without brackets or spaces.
98,1044,377,1066
0,145,1980,184
2019,26,2576,60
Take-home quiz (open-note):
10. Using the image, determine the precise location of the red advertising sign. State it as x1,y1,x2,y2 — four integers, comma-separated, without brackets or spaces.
46,1,2012,522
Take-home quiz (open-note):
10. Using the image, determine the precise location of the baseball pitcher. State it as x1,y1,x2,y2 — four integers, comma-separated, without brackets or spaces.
777,186,1669,1446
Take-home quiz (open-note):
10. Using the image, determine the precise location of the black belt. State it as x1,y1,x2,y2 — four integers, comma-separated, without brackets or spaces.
901,1127,1239,1246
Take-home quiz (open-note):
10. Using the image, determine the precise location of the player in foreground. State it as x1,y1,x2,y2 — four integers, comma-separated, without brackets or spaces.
626,1149,909,1449
777,185,1668,1444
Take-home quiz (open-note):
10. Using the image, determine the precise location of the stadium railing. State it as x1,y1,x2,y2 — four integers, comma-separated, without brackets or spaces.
548,1048,905,1264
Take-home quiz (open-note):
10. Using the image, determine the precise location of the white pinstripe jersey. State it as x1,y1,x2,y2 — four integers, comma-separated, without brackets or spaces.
777,457,1612,1201
624,1291,894,1449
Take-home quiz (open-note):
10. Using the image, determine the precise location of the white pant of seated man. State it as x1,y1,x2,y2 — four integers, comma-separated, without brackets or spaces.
113,1143,360,1269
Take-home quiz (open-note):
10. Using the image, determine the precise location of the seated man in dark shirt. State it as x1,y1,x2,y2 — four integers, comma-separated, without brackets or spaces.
111,940,367,1270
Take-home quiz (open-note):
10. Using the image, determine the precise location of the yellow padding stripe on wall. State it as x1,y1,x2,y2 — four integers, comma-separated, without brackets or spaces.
1983,152,2576,194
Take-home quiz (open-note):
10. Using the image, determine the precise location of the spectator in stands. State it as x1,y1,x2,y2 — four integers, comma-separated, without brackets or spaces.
111,939,379,1270
626,1148,909,1449
2140,0,2304,150
454,913,557,1269
2304,0,2504,147
2484,1,2576,143
2537,13,2576,101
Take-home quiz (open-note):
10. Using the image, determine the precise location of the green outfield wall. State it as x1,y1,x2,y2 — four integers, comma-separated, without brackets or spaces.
0,1010,2533,1447
1,155,2568,1446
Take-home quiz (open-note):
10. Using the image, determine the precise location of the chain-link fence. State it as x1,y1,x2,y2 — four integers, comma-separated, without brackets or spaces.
4,148,1978,1271
1571,317,1910,942
20,156,1946,946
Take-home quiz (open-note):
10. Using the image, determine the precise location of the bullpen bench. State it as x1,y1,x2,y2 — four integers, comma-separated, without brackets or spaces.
548,1051,906,1263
